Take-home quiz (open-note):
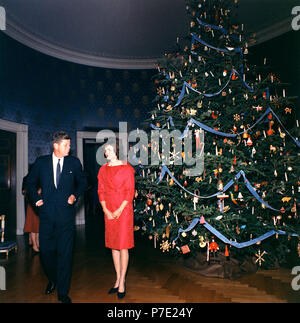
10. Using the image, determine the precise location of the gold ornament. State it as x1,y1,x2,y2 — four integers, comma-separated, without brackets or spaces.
160,240,171,252
234,114,240,121
255,249,267,266
199,236,206,248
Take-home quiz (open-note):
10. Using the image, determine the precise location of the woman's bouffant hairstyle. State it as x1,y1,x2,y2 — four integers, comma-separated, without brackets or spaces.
105,137,120,159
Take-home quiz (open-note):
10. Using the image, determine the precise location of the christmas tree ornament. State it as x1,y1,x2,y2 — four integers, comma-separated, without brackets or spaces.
267,121,274,136
217,180,224,191
285,107,292,114
217,193,229,213
211,111,218,119
237,192,244,200
181,245,191,254
199,236,206,248
247,136,253,146
209,236,219,258
173,211,179,223
253,105,263,112
153,232,159,249
155,204,160,212
234,114,240,121
160,240,171,252
166,224,171,238
225,245,230,259
232,71,238,80
197,100,203,108
255,249,267,266
193,195,199,210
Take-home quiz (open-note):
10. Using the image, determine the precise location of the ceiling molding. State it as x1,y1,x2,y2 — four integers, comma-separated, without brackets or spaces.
250,17,293,46
2,0,294,69
4,19,159,69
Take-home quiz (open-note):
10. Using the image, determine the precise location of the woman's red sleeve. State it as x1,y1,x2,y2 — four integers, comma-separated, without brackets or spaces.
97,166,105,202
123,165,135,202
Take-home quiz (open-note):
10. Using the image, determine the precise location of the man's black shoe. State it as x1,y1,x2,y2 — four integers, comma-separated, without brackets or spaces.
58,295,72,303
45,281,56,295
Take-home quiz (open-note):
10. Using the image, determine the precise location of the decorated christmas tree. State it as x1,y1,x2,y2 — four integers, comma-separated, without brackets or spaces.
134,0,300,275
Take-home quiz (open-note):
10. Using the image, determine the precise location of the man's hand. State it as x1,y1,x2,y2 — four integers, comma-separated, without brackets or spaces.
36,199,44,207
67,194,76,205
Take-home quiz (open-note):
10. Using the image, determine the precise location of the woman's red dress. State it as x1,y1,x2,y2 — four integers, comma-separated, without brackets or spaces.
23,203,40,233
97,162,135,250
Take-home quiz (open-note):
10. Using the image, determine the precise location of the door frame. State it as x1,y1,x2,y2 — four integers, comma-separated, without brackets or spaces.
0,119,28,235
76,131,98,225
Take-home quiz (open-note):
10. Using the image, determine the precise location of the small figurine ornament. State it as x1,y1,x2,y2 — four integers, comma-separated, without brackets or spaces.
209,236,219,258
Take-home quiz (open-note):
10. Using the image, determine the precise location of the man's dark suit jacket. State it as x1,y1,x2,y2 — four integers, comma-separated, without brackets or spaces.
26,154,87,220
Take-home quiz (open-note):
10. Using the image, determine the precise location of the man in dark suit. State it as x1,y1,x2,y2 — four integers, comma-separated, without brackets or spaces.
26,131,87,303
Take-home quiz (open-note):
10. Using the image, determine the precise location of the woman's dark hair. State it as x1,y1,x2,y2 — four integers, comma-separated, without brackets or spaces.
105,137,120,159
52,131,71,145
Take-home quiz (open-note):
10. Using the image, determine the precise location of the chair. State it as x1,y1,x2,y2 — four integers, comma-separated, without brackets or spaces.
0,215,17,258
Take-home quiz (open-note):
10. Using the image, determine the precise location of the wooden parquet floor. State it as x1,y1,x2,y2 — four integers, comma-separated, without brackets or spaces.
0,217,299,303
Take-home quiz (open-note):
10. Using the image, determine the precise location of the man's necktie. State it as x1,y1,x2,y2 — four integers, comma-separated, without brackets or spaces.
56,159,61,187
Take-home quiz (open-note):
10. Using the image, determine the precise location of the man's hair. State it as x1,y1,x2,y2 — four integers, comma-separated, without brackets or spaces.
52,131,71,145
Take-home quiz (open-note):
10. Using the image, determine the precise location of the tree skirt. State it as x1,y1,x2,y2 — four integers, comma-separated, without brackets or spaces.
177,251,258,279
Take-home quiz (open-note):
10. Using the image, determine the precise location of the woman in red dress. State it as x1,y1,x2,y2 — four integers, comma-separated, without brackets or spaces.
23,187,41,253
97,140,135,299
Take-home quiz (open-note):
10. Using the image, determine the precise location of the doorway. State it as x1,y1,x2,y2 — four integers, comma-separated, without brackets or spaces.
76,130,117,225
83,139,103,219
0,118,28,236
0,129,16,238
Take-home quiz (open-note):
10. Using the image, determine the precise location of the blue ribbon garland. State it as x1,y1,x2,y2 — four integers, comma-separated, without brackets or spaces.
196,18,241,41
193,18,244,73
269,107,300,148
191,33,243,57
177,106,300,148
179,106,272,139
191,33,245,75
157,165,281,212
174,68,253,107
150,106,300,148
150,116,174,130
174,217,298,248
